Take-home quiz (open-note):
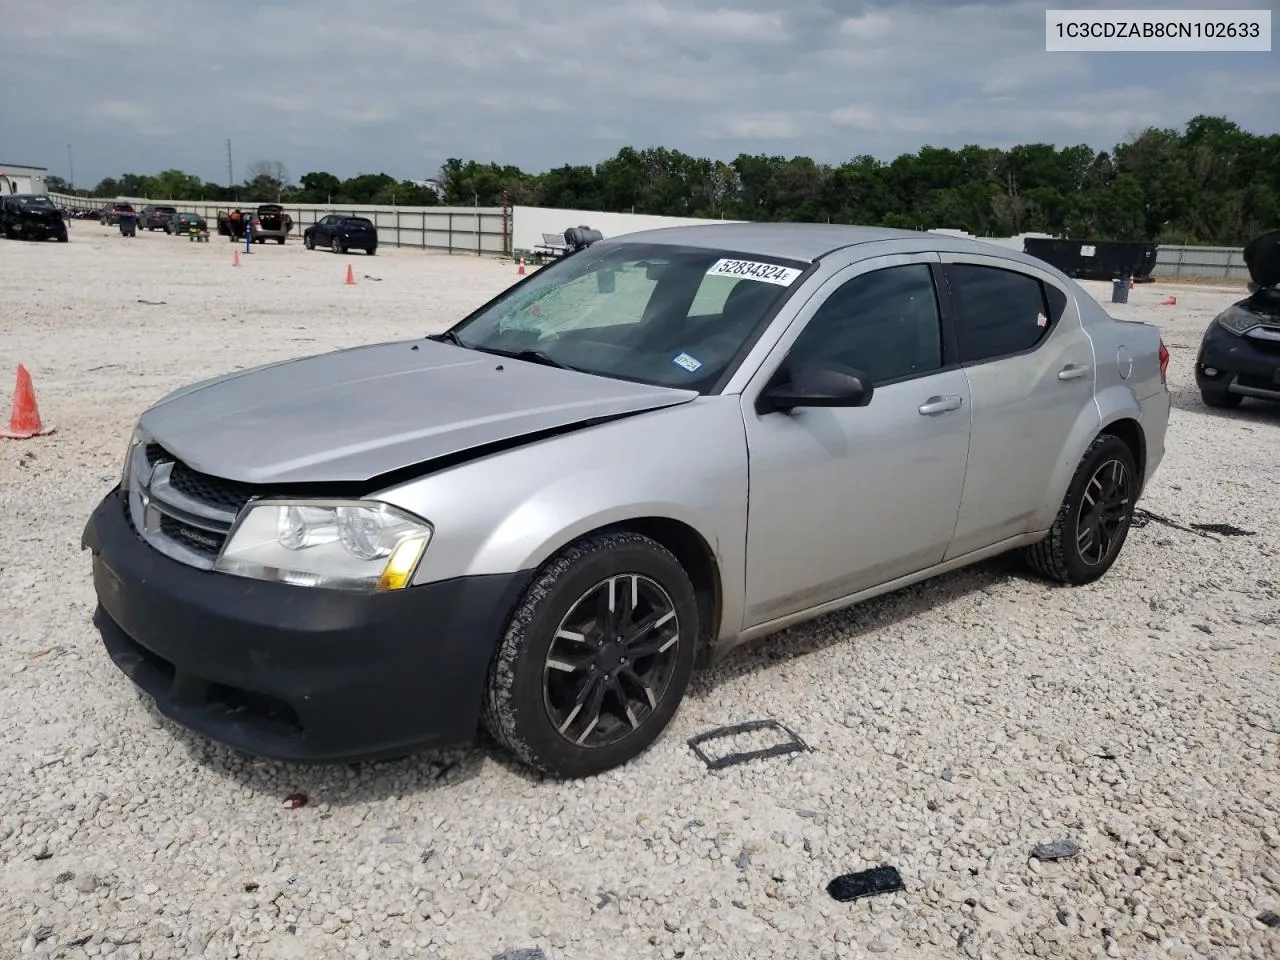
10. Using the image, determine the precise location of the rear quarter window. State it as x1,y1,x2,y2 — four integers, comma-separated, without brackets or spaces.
945,263,1057,365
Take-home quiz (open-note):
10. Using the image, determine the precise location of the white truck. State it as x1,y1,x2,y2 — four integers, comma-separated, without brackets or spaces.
0,168,49,196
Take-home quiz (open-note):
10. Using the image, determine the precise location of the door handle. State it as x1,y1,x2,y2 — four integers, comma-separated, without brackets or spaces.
1058,363,1091,381
918,395,963,415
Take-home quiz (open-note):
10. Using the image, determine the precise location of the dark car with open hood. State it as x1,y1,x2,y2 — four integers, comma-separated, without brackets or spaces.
1195,230,1280,409
1,194,68,242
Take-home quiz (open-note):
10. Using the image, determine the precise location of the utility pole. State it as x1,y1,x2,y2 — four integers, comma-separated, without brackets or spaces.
67,145,74,192
225,139,234,190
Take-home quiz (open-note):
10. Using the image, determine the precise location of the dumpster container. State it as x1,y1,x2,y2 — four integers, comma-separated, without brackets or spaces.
1111,276,1129,304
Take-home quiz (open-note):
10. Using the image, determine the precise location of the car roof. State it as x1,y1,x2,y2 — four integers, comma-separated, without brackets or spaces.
600,221,1068,275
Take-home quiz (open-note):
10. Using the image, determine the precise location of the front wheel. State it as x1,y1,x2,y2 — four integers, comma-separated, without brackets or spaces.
304,234,314,249
482,532,699,778
1024,433,1138,586
330,237,342,254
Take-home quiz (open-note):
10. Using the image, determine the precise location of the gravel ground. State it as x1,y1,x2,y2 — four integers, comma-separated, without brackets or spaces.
1,220,1277,960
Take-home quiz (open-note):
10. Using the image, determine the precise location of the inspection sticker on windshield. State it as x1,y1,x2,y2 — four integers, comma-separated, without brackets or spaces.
672,352,704,373
706,258,802,286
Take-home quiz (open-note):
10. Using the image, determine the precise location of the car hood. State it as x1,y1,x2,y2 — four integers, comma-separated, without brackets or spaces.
1224,286,1280,327
137,339,698,485
1244,229,1280,290
18,205,60,221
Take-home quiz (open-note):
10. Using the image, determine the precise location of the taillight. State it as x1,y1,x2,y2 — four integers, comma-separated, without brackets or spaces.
1158,340,1169,385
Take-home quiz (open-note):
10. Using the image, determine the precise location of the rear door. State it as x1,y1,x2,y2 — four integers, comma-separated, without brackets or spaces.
938,254,1095,558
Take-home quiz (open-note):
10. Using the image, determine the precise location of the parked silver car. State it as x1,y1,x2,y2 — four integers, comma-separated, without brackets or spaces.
82,223,1171,777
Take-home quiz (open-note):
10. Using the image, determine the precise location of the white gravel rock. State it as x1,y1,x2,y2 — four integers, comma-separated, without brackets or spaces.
0,222,1277,959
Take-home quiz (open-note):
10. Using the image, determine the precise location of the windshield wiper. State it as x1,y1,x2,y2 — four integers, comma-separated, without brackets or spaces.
473,345,580,372
429,329,467,347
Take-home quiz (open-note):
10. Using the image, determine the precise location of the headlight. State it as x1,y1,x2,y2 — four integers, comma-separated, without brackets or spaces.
214,499,432,592
1217,308,1260,336
120,425,147,490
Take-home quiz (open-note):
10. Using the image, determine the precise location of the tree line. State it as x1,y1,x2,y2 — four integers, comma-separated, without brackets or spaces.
52,115,1278,246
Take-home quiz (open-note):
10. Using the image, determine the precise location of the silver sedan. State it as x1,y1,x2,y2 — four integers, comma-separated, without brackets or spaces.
83,223,1172,778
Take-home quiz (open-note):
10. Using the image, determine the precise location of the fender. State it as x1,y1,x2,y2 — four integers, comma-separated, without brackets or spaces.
376,398,750,642
1030,383,1144,531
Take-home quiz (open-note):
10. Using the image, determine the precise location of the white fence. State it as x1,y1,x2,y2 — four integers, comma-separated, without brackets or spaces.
1154,244,1252,282
52,193,509,256
49,193,1251,280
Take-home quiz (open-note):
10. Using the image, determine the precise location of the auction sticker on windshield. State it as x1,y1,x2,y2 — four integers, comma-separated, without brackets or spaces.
706,258,803,286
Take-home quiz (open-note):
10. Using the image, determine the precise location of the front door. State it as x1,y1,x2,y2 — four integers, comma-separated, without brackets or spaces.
740,254,973,628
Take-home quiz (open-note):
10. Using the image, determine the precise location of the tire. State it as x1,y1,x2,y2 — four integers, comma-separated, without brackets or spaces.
481,531,699,778
1024,433,1139,586
1201,388,1242,409
366,246,376,256
57,232,68,243
304,234,314,250
276,237,285,244
331,237,342,254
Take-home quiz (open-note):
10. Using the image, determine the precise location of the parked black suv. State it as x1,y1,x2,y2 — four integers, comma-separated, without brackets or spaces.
138,204,178,230
303,214,377,255
1195,229,1280,409
1,194,68,242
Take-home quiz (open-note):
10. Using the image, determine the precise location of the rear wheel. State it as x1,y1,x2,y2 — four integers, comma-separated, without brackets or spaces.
1200,387,1242,409
482,532,699,778
1024,433,1138,586
366,246,376,256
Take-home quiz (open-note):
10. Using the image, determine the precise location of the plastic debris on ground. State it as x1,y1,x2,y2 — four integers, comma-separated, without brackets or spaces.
687,719,810,770
1031,839,1080,861
827,865,905,902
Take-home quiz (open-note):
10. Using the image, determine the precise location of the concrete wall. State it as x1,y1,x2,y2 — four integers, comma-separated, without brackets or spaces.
512,205,744,253
927,228,1058,251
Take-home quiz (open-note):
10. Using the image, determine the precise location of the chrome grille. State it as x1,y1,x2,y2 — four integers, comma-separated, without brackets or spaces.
126,443,257,570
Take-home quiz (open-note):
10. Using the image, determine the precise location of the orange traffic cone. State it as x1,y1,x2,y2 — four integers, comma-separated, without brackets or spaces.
517,257,526,276
345,264,356,285
1,364,55,439
1161,296,1177,306
1128,278,1134,290
233,249,240,267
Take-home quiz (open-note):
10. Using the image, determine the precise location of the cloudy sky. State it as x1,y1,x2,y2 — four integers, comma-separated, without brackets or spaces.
3,0,1276,188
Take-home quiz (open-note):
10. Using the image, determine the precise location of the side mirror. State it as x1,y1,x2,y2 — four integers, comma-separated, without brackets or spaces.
596,269,616,294
761,358,874,412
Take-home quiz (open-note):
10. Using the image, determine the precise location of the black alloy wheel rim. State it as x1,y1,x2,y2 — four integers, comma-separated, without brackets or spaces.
1076,458,1132,566
543,574,681,749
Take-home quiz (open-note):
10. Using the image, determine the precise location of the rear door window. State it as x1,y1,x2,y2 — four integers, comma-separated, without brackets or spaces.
944,263,1056,364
